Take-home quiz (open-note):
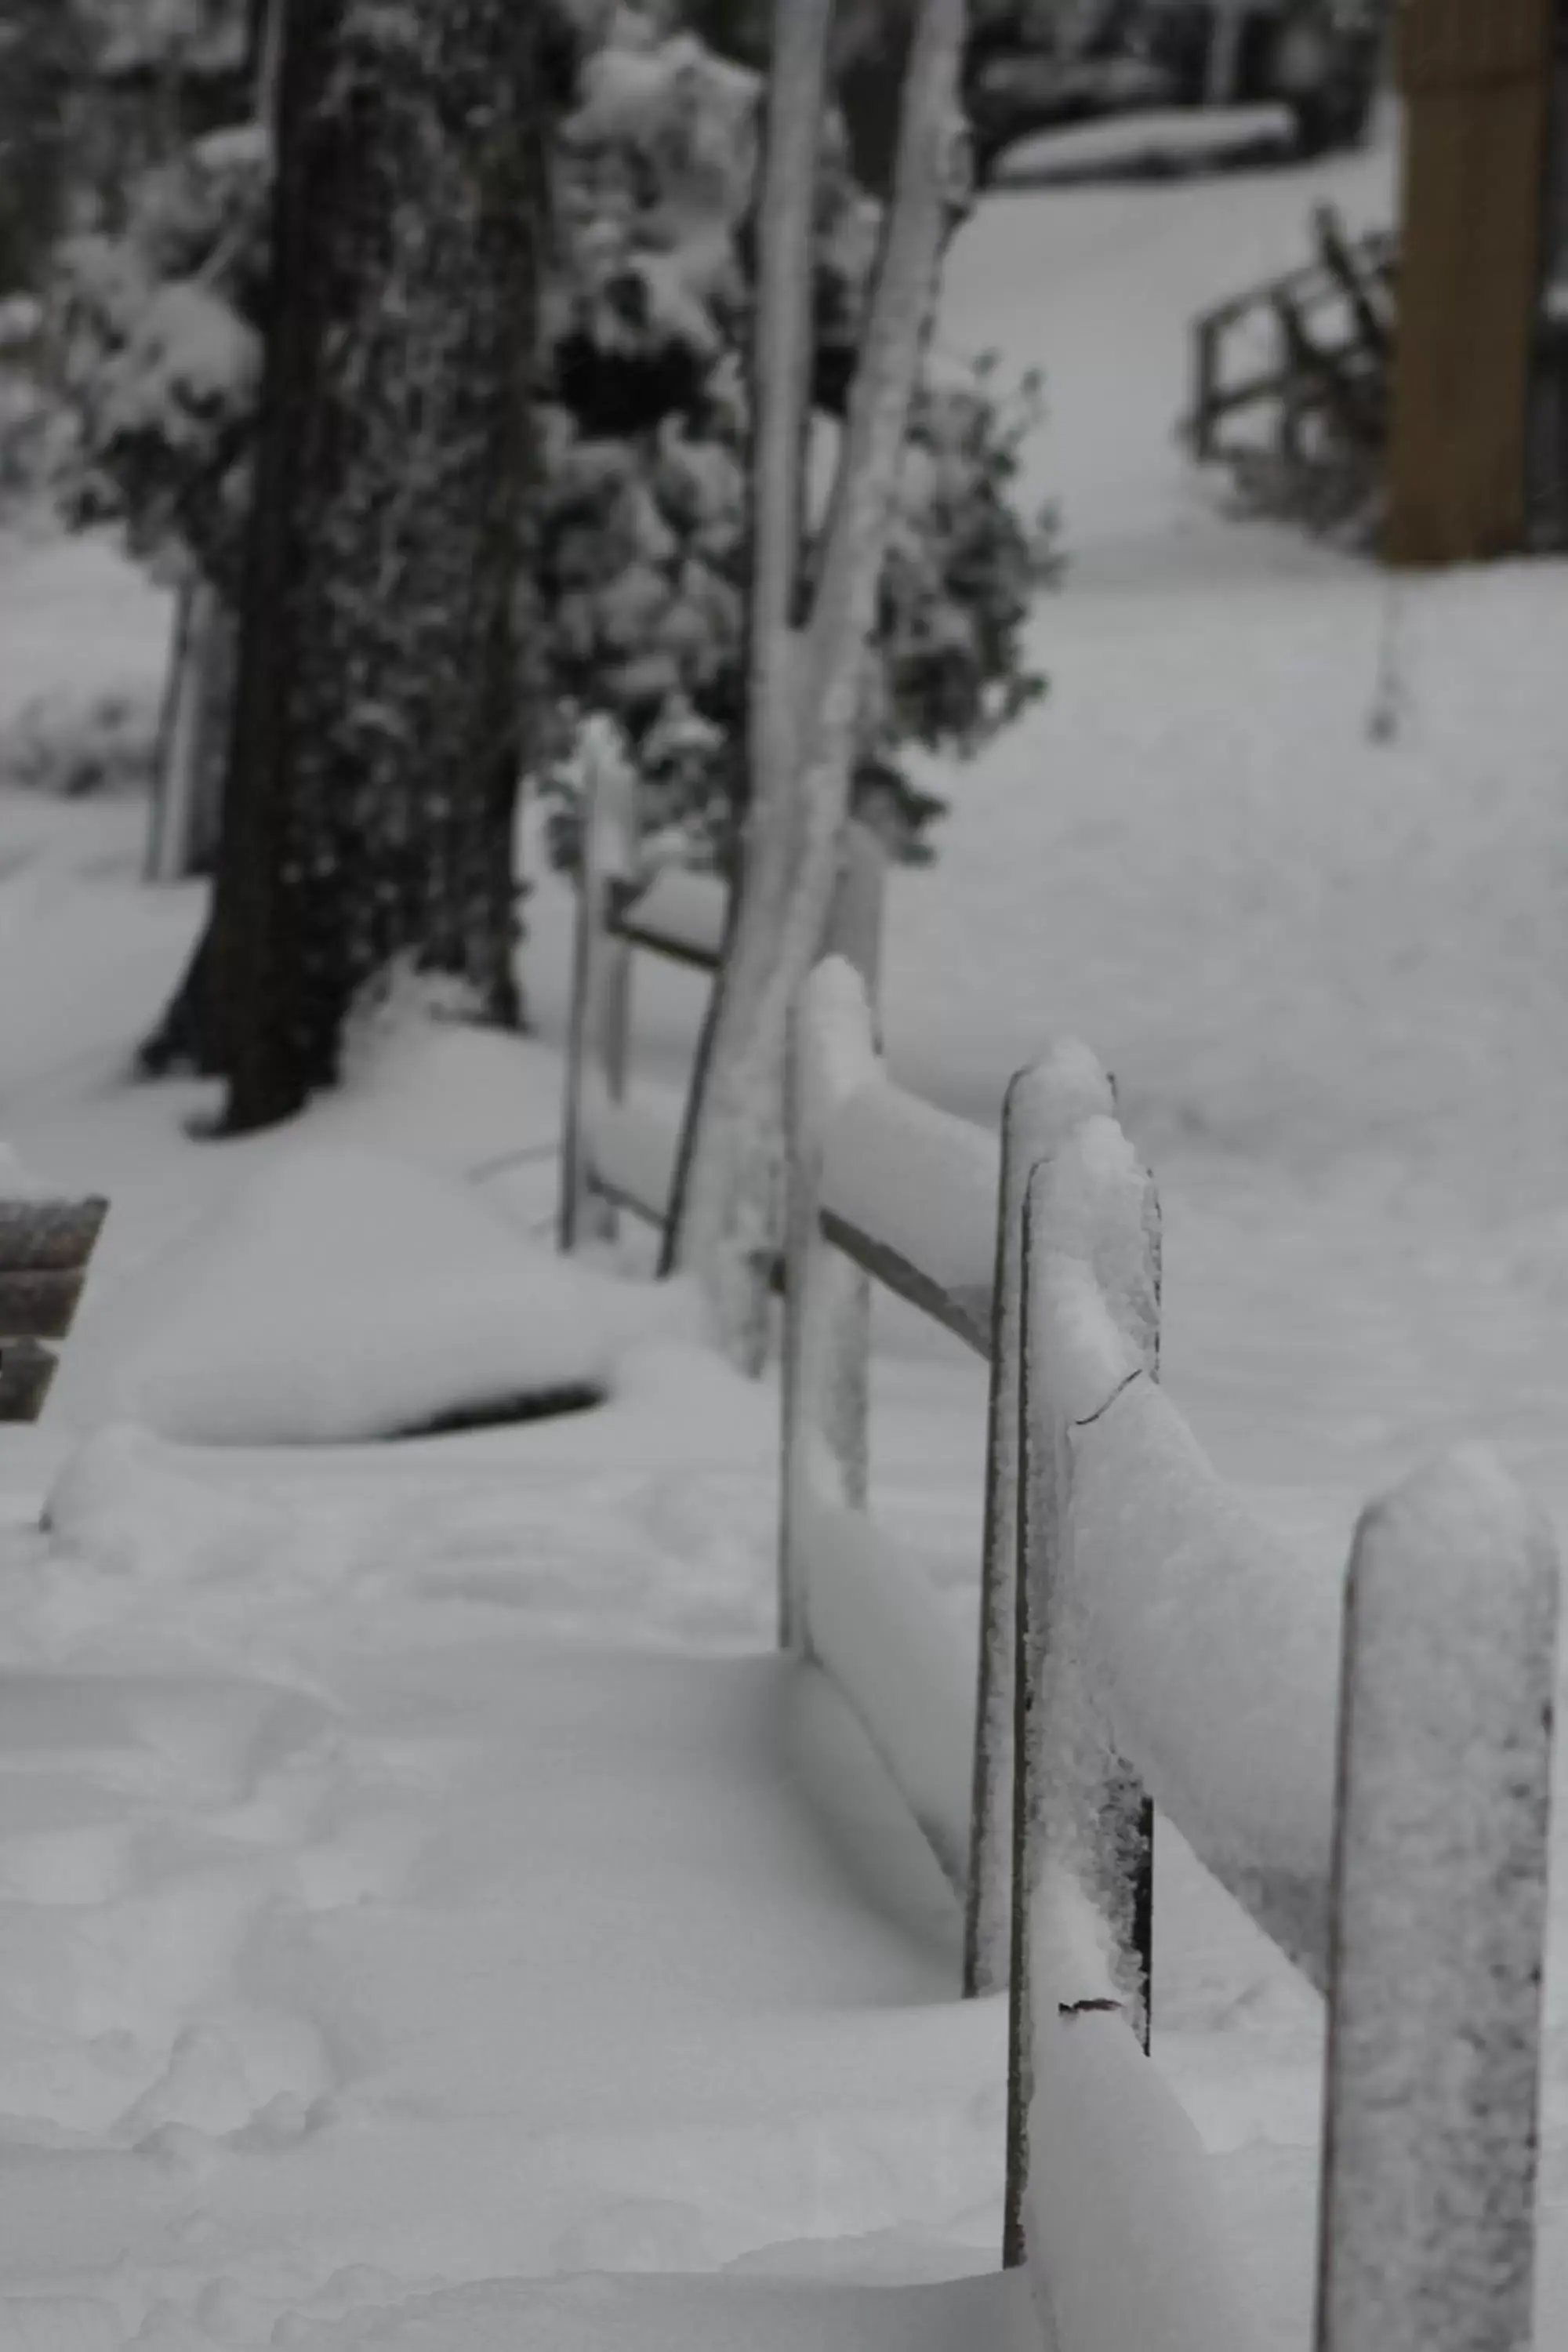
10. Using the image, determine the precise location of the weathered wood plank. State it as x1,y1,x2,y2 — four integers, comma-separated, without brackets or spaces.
1313,205,1392,360
0,1267,89,1341
0,1340,58,1424
1272,292,1383,449
1386,0,1552,563
1399,0,1552,93
818,1206,989,1357
0,1199,107,1273
612,867,728,972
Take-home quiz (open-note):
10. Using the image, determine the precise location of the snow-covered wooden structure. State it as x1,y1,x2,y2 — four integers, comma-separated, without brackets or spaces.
558,717,885,1281
1188,205,1395,495
0,1197,107,1421
780,949,1559,2348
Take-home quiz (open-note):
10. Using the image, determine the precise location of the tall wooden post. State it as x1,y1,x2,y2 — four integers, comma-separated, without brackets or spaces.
1384,0,1555,564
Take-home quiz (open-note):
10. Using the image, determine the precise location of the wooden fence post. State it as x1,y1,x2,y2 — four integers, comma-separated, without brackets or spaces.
1005,1123,1160,2267
779,935,880,1654
559,718,638,1254
964,1040,1116,1998
1385,0,1555,564
1315,1446,1559,2352
1192,314,1220,461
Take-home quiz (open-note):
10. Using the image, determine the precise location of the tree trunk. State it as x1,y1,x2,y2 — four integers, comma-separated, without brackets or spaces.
664,0,967,1369
146,581,235,887
201,0,541,1132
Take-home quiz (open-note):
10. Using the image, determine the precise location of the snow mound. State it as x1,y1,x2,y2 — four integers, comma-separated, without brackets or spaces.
266,2270,1022,2352
53,1145,671,1445
0,1141,52,1198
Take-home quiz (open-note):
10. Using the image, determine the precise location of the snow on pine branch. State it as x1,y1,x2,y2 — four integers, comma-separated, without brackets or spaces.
43,0,1056,875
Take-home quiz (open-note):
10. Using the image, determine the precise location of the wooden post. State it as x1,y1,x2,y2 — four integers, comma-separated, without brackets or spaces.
1526,0,1568,544
1005,1123,1160,2267
1315,1447,1559,2352
779,950,880,1653
558,718,637,1254
1385,0,1555,564
964,1040,1116,1999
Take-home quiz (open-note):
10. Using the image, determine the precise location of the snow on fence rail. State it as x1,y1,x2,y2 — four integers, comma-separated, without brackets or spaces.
784,952,1559,2352
558,716,884,1261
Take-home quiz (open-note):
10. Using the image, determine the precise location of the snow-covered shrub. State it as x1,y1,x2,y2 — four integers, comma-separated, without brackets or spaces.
45,0,1058,869
49,119,268,590
0,684,160,797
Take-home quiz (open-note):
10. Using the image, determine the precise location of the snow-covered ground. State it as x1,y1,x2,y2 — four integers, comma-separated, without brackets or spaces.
4,103,1568,2349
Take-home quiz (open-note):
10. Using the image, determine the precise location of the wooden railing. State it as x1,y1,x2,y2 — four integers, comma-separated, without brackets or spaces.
558,716,885,1274
784,952,1559,2351
1189,206,1396,468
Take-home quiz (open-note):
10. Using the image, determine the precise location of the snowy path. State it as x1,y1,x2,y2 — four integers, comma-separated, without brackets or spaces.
7,100,1568,2350
0,1390,1019,2344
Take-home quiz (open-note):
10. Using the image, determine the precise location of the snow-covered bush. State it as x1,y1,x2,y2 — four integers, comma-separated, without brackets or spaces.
45,0,1058,868
49,118,267,590
0,684,160,797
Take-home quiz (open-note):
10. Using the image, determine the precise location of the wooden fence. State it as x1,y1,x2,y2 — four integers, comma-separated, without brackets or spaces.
1188,205,1396,476
783,951,1559,2350
557,715,885,1276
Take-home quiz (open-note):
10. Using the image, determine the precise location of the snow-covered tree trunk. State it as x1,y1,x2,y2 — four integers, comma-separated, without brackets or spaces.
208,0,542,1131
665,0,967,1370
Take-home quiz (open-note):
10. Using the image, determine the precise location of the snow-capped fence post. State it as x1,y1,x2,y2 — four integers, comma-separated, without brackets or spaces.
559,717,638,1254
560,818,883,1274
1006,1122,1160,2266
779,947,880,1653
1314,1446,1560,2352
964,1042,1118,1998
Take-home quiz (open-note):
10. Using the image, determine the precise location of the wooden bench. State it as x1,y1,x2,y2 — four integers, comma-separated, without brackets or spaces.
0,1199,108,1421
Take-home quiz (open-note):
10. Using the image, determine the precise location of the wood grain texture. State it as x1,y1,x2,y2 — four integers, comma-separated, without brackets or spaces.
0,1199,107,1273
0,1268,87,1341
1385,0,1552,563
0,1340,58,1425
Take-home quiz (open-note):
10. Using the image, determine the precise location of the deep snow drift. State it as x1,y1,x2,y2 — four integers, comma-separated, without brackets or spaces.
2,103,1567,2352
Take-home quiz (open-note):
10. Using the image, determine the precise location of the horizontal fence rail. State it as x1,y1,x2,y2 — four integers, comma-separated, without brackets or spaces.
783,960,1143,1975
559,718,885,1294
780,951,1559,2352
782,956,992,1890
